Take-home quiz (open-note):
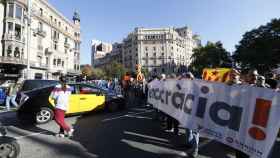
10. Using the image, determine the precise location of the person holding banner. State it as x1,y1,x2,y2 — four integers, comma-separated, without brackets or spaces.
181,72,199,158
226,69,242,85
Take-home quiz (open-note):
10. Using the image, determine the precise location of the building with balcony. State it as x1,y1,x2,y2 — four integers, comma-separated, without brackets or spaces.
91,40,113,67
122,26,201,75
91,26,200,76
0,0,81,82
92,42,123,68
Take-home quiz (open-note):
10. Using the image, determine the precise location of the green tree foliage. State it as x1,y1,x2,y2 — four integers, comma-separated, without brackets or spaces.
92,68,106,79
189,41,231,76
81,64,94,78
142,67,149,78
234,18,280,74
104,61,128,79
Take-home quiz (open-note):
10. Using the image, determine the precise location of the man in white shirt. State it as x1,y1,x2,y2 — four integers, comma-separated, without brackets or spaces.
50,75,73,138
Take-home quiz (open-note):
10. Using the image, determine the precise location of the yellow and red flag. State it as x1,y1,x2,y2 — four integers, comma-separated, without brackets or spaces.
202,68,232,83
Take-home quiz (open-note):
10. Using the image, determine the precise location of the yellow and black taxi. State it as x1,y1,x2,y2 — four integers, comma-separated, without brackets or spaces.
16,82,125,124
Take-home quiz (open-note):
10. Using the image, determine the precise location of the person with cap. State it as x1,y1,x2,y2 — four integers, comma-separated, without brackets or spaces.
50,75,74,138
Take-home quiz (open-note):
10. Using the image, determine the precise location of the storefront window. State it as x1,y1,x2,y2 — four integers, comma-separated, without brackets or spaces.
15,5,22,20
8,3,14,18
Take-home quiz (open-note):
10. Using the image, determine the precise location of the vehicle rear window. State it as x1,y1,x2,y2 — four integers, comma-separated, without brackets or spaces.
21,80,59,92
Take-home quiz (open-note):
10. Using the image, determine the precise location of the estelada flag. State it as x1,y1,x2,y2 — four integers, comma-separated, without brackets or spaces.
202,68,232,83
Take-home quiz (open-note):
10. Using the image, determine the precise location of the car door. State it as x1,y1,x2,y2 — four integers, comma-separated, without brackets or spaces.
77,84,105,112
66,84,80,114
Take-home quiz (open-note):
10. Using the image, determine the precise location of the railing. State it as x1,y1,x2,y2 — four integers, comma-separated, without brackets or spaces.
67,69,80,74
0,56,27,65
45,47,54,54
30,61,48,69
3,33,25,43
36,29,47,37
64,42,70,48
32,11,78,40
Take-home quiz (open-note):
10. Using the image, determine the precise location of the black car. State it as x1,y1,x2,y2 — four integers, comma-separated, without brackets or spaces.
17,83,125,124
15,80,60,104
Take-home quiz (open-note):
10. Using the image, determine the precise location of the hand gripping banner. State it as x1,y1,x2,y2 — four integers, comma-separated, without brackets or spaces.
148,79,280,158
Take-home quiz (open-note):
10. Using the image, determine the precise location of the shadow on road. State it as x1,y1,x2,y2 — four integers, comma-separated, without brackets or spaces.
71,105,234,158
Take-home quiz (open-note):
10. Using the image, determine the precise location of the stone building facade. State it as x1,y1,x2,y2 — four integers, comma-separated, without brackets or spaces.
0,0,81,82
122,27,200,75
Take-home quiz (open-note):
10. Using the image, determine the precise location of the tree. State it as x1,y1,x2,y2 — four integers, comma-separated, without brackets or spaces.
81,64,93,79
189,41,231,76
92,68,106,79
234,18,280,74
104,61,128,79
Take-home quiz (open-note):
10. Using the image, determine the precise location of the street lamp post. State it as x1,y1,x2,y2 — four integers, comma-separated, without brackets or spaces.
26,0,31,79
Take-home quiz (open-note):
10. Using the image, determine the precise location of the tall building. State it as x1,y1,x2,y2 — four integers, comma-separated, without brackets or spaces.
0,0,81,82
91,41,123,69
122,26,200,75
91,40,112,67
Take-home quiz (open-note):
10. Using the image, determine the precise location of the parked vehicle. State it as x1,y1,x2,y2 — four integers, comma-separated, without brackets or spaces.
0,122,20,158
17,83,125,124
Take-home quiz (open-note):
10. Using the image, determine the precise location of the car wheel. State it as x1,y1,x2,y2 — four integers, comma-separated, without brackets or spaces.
106,102,118,112
0,137,20,158
35,107,54,124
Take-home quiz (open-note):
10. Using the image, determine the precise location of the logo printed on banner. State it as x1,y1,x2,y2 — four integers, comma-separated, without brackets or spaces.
226,137,234,143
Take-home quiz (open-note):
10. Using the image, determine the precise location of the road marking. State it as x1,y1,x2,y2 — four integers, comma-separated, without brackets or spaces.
101,109,153,122
124,131,169,142
125,115,153,120
14,131,49,139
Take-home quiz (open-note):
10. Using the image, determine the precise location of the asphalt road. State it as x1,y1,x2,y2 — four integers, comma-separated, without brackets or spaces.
0,105,279,158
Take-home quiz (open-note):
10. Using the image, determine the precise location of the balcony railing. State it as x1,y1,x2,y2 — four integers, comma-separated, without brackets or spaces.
0,56,27,65
67,69,80,74
30,61,48,70
3,33,25,43
64,42,70,48
36,29,47,37
45,47,54,55
33,11,77,41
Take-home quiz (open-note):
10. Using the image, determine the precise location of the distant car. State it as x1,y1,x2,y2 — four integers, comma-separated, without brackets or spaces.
17,83,125,124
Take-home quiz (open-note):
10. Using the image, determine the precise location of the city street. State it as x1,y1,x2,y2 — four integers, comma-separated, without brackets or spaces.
1,105,279,158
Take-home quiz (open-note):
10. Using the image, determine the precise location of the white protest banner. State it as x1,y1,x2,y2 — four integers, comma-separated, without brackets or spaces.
148,79,280,158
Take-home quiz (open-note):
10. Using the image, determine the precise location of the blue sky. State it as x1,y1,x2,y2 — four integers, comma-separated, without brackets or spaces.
48,0,280,64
